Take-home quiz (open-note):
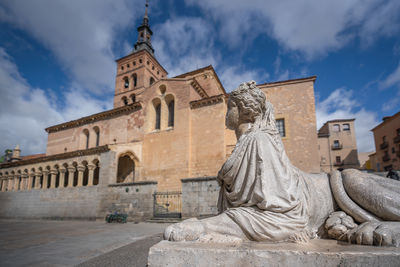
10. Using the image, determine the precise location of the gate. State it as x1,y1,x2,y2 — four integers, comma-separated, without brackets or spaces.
153,191,182,218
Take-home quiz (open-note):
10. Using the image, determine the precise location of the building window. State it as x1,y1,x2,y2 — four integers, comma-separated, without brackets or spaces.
383,136,387,142
336,156,341,163
150,77,155,86
275,119,285,137
333,124,340,132
343,124,350,131
132,73,137,87
333,140,340,148
83,129,89,149
397,128,400,136
130,94,136,103
93,126,100,147
122,96,128,106
392,147,396,154
155,103,161,130
124,77,129,89
168,100,175,127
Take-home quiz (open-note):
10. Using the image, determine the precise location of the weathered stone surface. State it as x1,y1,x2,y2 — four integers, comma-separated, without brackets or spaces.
148,239,400,267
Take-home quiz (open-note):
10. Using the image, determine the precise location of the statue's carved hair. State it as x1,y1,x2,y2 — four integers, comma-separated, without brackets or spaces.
229,81,266,122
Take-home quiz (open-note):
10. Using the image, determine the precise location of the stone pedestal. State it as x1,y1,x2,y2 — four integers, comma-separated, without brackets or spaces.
148,239,400,267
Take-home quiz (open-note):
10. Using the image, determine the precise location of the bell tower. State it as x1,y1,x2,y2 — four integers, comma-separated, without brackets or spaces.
113,0,168,108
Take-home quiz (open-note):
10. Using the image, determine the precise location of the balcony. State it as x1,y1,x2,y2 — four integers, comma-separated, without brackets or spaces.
394,135,400,144
331,144,343,150
383,154,390,162
380,141,388,150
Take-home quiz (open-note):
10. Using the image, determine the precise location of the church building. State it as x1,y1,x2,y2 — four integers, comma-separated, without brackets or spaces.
0,5,321,220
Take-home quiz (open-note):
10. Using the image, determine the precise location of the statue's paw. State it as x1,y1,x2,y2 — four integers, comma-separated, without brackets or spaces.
325,211,357,241
349,221,381,246
163,219,204,242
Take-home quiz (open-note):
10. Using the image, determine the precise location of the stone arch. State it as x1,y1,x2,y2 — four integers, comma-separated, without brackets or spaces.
165,94,175,127
93,126,100,147
116,152,137,183
80,129,90,149
63,163,69,187
45,166,51,189
123,76,129,89
92,158,100,186
132,73,137,87
152,98,162,130
53,164,60,188
30,167,36,189
158,84,166,95
122,96,128,106
72,162,78,187
82,160,89,186
130,94,136,103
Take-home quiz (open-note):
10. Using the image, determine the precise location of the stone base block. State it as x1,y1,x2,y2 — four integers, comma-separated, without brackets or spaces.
148,239,400,267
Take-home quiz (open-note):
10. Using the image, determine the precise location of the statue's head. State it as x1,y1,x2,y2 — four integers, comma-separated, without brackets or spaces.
226,81,266,130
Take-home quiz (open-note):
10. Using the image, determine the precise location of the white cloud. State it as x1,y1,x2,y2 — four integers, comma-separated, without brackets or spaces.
380,62,400,112
316,88,379,152
0,47,110,156
0,0,141,93
153,17,220,77
185,0,400,59
220,66,269,92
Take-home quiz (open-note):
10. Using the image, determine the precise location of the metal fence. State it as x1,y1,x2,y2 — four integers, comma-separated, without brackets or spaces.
153,191,182,218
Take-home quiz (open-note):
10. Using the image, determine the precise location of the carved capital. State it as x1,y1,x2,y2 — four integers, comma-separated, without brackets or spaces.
67,167,76,173
59,168,67,174
77,166,86,172
35,172,42,177
87,164,96,171
50,170,58,175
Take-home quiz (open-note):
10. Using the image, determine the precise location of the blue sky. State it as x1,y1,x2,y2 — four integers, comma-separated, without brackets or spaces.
0,0,399,155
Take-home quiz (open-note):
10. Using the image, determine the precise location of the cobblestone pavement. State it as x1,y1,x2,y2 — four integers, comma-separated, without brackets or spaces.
0,219,169,267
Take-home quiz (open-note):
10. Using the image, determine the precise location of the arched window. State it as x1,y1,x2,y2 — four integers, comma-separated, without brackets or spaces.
130,94,136,103
117,154,135,183
122,96,128,106
83,129,89,149
150,77,155,86
155,103,161,130
123,77,129,89
168,100,175,127
132,73,137,87
93,126,100,147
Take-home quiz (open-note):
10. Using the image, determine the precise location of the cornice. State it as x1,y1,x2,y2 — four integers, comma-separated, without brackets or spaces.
190,94,225,109
190,78,209,98
45,102,142,133
0,146,109,169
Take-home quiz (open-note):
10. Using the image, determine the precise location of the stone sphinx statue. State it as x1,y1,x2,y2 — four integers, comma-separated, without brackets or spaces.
164,81,400,247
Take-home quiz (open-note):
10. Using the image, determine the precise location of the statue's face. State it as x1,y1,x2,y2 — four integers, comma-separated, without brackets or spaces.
226,99,239,130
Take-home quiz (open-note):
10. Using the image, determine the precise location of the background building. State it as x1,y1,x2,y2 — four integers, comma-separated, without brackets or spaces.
318,119,360,172
371,111,400,171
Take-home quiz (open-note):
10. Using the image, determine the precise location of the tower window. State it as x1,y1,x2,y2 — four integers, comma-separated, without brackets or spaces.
133,61,136,66
150,77,155,86
275,119,286,137
139,59,142,64
124,77,129,89
122,96,128,106
132,73,137,87
121,66,124,71
147,61,150,65
343,124,350,131
152,66,155,70
130,94,136,103
127,64,130,68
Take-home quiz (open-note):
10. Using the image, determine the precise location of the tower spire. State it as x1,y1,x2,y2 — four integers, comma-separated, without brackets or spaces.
134,0,154,55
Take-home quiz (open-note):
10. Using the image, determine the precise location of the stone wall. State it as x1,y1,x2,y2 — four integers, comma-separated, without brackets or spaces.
181,176,220,219
0,181,157,221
